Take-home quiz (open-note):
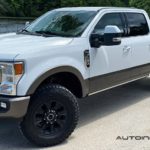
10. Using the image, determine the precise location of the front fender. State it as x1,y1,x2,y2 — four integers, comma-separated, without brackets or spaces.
17,56,89,97
26,66,89,97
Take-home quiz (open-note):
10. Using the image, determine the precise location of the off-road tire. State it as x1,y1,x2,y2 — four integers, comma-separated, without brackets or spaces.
20,84,79,147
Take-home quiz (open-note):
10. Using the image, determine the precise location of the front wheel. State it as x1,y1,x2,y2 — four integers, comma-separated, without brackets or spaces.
20,84,79,147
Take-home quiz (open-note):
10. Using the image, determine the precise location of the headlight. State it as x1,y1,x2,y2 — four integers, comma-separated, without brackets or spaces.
0,62,24,95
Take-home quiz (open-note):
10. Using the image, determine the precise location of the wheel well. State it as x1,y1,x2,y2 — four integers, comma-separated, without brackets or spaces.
39,72,83,98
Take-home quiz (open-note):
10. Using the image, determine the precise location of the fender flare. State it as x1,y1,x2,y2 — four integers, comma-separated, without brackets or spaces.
26,66,89,97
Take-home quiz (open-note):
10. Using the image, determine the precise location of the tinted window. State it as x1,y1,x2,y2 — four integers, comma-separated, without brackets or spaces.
93,13,124,35
126,13,149,36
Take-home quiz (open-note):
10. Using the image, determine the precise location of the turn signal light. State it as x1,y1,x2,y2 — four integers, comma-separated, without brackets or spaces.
14,63,24,75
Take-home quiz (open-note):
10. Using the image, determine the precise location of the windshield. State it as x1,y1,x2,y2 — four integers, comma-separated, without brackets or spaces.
25,10,97,37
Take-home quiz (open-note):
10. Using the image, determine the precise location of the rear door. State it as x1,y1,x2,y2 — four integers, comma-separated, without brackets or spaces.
125,12,150,67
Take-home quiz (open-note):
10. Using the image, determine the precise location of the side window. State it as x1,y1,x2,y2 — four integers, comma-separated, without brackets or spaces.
93,13,124,35
126,13,149,36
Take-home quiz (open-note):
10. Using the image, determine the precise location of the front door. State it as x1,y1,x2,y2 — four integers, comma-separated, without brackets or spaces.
89,12,132,93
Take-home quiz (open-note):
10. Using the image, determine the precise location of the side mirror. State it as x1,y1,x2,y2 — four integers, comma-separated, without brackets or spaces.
90,25,122,48
103,25,122,46
90,33,103,48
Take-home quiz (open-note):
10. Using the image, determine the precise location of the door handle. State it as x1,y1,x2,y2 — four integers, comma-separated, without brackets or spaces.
123,46,131,53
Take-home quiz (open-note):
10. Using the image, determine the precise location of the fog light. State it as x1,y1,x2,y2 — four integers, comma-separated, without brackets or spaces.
0,102,7,108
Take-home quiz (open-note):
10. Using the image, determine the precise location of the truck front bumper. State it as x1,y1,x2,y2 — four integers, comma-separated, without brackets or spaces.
0,96,30,118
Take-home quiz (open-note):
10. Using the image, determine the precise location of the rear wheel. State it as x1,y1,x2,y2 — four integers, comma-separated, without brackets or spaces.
20,84,79,147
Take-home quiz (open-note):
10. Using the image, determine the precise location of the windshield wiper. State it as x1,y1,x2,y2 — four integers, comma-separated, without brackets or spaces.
21,29,30,33
35,31,62,37
17,29,38,36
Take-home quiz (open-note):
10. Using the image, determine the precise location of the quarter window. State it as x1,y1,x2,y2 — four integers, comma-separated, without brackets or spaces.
93,13,124,35
126,13,149,36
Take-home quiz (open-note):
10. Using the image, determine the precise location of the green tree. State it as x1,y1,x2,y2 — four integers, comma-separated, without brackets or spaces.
61,0,125,7
0,0,18,17
121,0,129,6
130,0,150,15
0,0,127,17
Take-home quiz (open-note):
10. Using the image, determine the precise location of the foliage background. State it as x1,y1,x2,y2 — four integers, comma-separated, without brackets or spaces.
0,0,148,17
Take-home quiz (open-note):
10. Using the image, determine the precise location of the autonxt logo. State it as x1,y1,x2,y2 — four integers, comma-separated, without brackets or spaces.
116,136,150,141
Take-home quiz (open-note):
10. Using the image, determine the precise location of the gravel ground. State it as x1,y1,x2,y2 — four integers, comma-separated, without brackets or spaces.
1,79,150,150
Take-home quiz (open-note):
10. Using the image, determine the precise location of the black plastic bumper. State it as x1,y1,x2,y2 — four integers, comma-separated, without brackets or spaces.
0,96,30,118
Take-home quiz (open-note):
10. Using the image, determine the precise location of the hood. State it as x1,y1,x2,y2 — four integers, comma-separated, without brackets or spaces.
0,33,74,60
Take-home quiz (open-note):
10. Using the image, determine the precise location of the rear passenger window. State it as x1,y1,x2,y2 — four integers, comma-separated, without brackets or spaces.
93,13,124,36
126,13,149,36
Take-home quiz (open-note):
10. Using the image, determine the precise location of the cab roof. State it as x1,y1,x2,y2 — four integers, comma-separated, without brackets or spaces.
55,7,143,12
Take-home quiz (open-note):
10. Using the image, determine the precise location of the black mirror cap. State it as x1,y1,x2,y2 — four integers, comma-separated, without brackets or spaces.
104,33,122,46
90,33,103,48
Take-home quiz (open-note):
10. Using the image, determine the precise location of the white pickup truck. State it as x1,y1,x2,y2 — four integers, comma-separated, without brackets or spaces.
0,7,150,146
